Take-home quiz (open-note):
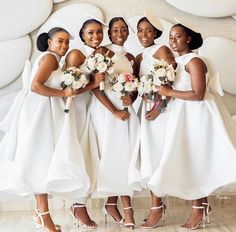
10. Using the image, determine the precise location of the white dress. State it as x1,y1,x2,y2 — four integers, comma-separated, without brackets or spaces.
147,53,236,200
0,51,90,199
90,44,141,197
136,44,170,189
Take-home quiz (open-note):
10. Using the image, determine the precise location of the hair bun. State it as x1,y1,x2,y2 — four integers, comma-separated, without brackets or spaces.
36,32,49,52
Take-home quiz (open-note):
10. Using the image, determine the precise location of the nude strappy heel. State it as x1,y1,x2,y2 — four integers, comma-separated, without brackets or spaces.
103,203,124,224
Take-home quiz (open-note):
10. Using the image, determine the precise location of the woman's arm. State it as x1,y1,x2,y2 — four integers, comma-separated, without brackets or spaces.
31,54,75,97
159,57,207,101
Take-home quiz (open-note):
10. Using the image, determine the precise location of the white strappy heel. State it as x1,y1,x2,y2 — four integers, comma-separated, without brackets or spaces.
180,205,206,230
69,204,96,229
103,203,124,224
202,202,212,224
33,209,61,232
141,203,166,229
123,206,135,229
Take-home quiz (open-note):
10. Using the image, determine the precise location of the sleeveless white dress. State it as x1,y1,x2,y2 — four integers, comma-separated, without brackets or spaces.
90,44,141,197
135,44,171,188
0,51,90,199
148,53,236,200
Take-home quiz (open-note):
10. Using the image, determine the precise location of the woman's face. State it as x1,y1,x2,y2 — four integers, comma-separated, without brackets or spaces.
109,20,129,46
82,22,103,48
48,31,69,56
137,20,156,48
169,26,190,53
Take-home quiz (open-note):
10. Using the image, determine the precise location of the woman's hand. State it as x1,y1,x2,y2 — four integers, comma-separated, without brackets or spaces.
113,110,130,121
62,87,76,97
159,85,172,97
93,72,105,88
145,108,160,121
121,95,132,106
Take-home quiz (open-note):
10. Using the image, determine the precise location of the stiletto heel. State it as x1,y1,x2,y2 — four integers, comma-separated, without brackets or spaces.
123,207,135,229
70,204,96,229
202,202,212,224
103,203,124,224
180,205,206,230
34,209,61,232
141,203,166,229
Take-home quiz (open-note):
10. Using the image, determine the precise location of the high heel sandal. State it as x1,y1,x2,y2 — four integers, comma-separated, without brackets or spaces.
103,203,124,224
180,205,206,230
141,203,166,229
33,209,61,231
202,202,212,224
33,209,61,232
123,207,135,229
69,204,97,229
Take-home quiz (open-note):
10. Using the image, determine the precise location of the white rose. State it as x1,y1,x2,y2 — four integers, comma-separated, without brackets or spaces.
138,82,144,94
124,82,133,92
166,68,175,81
154,68,166,78
62,73,74,85
86,57,96,71
144,82,152,93
112,82,123,92
153,76,162,86
117,74,126,83
95,53,105,62
96,62,107,73
80,74,89,85
72,80,83,90
140,75,148,83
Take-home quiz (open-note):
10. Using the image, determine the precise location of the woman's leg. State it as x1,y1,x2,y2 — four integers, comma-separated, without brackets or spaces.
35,194,59,232
121,195,135,229
104,196,123,223
141,191,165,228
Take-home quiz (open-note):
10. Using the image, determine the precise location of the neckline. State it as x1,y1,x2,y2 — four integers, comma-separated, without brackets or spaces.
83,44,95,56
47,51,61,62
109,43,125,53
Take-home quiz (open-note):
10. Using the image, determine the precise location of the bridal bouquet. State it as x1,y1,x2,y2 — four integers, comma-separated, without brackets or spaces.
84,53,114,95
138,59,176,112
111,72,138,112
61,66,89,113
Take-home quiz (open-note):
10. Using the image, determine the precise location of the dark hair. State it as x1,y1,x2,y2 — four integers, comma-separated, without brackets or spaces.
137,17,162,39
173,23,203,50
79,19,103,42
36,27,69,52
108,17,129,42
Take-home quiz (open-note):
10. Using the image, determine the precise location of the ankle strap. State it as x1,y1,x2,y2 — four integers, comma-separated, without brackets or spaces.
105,203,117,206
123,206,132,210
202,203,209,206
192,206,204,209
151,204,164,210
72,204,86,209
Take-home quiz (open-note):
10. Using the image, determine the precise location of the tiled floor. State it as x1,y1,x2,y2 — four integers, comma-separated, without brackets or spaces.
0,207,236,232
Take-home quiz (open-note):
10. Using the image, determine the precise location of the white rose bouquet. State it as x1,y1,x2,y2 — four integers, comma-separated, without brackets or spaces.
138,59,176,112
61,66,89,113
84,53,114,95
111,72,138,112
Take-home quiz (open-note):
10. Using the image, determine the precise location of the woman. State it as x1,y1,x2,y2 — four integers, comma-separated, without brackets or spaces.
64,18,105,229
90,17,140,229
134,15,176,229
151,23,236,229
0,27,90,232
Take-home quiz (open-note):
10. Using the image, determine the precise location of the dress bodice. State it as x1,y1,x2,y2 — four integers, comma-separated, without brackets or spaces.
139,44,161,77
80,44,95,57
31,51,62,90
174,52,206,91
106,44,133,74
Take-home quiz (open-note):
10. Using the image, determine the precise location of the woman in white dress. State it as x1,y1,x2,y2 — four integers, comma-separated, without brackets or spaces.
0,27,90,232
134,16,176,229
151,23,236,229
90,17,140,229
64,18,104,229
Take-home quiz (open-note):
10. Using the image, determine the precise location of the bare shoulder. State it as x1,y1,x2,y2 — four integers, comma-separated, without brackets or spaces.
39,53,58,70
125,52,135,62
67,49,84,58
136,53,142,63
95,46,115,58
188,57,207,72
154,45,172,57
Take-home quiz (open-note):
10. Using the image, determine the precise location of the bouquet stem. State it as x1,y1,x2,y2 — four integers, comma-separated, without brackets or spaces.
100,81,105,95
124,106,128,112
146,101,152,113
64,96,73,113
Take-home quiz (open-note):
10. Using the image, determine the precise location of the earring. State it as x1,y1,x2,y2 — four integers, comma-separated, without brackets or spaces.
187,40,190,43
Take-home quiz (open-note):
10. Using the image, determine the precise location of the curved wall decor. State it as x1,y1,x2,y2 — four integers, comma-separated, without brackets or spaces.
0,36,31,88
199,36,236,95
0,0,53,42
166,0,236,17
